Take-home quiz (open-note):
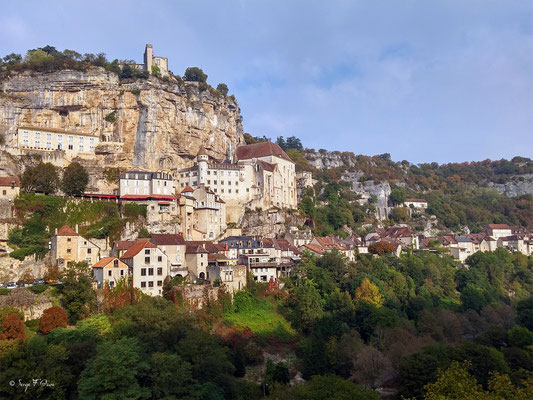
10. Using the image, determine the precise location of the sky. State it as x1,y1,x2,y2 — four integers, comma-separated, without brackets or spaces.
1,0,532,164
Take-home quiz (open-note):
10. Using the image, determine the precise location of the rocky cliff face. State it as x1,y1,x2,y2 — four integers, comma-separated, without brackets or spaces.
0,68,244,191
488,174,533,197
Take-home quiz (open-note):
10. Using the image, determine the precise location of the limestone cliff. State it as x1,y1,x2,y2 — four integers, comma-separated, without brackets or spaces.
0,68,244,192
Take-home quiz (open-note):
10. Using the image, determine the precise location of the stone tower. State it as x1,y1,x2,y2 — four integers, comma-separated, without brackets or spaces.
144,44,153,72
197,146,208,186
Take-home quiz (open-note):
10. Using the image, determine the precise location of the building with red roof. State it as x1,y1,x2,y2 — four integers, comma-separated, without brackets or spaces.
92,257,129,289
51,225,100,268
0,176,20,200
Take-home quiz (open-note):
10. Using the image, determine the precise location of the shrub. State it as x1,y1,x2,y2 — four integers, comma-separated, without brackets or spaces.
130,88,141,96
29,284,48,294
0,288,9,296
123,203,147,218
216,83,229,96
104,111,117,123
39,306,68,334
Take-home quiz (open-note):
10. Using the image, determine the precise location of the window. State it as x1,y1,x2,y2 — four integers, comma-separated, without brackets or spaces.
69,136,74,142
23,131,28,137
141,268,146,276
89,146,94,151
157,280,162,286
2,190,5,195
157,256,162,262
79,145,84,151
89,138,94,144
157,267,163,275
57,135,62,141
34,132,40,138
67,248,71,253
145,249,150,254
141,282,146,288
108,270,112,276
114,260,119,267
145,257,150,264
148,281,154,287
46,133,52,139
68,144,73,150
148,268,154,275
23,139,28,146
46,142,52,148
120,269,124,276
35,140,40,147
87,248,92,254
67,238,71,242
79,137,84,143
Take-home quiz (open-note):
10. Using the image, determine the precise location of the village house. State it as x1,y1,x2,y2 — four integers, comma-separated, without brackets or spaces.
119,170,175,197
404,198,428,209
284,225,314,247
185,243,209,281
150,234,187,278
92,257,129,289
484,224,512,240
120,239,168,296
0,176,20,201
207,259,246,293
50,225,100,268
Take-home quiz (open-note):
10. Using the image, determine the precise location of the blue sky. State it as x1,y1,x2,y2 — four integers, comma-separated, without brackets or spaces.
1,1,532,163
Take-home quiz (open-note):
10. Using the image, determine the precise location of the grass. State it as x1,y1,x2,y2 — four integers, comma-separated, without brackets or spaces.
224,293,296,342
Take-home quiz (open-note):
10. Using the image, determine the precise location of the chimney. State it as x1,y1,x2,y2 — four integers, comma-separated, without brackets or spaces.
75,224,78,233
55,228,58,235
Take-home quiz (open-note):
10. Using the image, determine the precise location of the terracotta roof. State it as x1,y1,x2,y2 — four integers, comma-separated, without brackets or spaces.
113,240,135,251
383,226,413,239
236,141,292,162
182,186,194,193
405,198,427,203
150,234,185,246
57,225,78,236
214,243,228,251
486,224,511,230
302,244,325,255
19,125,93,137
197,146,208,156
92,257,117,268
0,176,20,187
120,239,157,259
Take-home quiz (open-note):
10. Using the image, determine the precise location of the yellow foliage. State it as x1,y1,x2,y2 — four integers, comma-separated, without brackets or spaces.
355,278,383,307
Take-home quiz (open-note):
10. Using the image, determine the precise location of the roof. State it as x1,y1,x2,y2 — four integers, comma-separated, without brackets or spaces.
302,244,325,255
236,141,292,162
186,244,209,254
455,236,472,243
150,234,185,246
186,241,220,253
197,146,208,156
119,171,173,180
113,240,135,251
182,186,194,193
486,224,511,230
0,176,20,187
405,198,427,203
257,160,276,172
120,239,157,259
92,257,118,268
57,225,78,236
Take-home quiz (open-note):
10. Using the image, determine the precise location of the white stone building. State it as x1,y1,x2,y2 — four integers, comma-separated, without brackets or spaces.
119,170,174,197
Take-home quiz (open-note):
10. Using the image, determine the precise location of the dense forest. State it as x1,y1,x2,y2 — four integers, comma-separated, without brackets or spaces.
0,250,532,399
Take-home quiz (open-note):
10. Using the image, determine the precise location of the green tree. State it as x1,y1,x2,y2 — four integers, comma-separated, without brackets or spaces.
516,297,533,331
390,206,410,222
150,352,195,398
78,337,150,400
59,262,96,324
216,83,229,96
287,282,324,332
183,67,208,82
389,188,407,205
61,161,89,196
21,162,59,194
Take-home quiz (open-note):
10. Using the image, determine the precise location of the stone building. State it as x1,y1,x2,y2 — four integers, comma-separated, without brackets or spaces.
119,170,174,197
178,142,297,222
50,225,100,268
120,239,168,296
92,257,129,289
0,176,20,200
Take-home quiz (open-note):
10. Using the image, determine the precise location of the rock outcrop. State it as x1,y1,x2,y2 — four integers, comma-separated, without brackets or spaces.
488,174,533,197
0,68,244,192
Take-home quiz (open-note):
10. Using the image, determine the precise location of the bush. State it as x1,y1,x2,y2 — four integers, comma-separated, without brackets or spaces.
0,288,9,296
216,83,229,96
130,88,141,96
29,284,48,294
104,111,117,123
183,67,207,82
123,203,147,218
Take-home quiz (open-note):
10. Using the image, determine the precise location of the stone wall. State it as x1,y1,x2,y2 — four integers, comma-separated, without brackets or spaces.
0,288,53,321
174,284,220,309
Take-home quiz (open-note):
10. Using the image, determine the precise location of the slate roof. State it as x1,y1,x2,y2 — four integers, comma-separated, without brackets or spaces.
236,141,292,162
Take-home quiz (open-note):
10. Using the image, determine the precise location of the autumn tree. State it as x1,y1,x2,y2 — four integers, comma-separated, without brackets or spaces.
352,345,395,390
355,278,384,307
61,161,89,196
39,306,68,334
19,269,35,284
0,314,26,340
368,241,395,256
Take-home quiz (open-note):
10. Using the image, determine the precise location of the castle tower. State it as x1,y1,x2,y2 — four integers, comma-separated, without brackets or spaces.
144,44,153,72
197,146,208,186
